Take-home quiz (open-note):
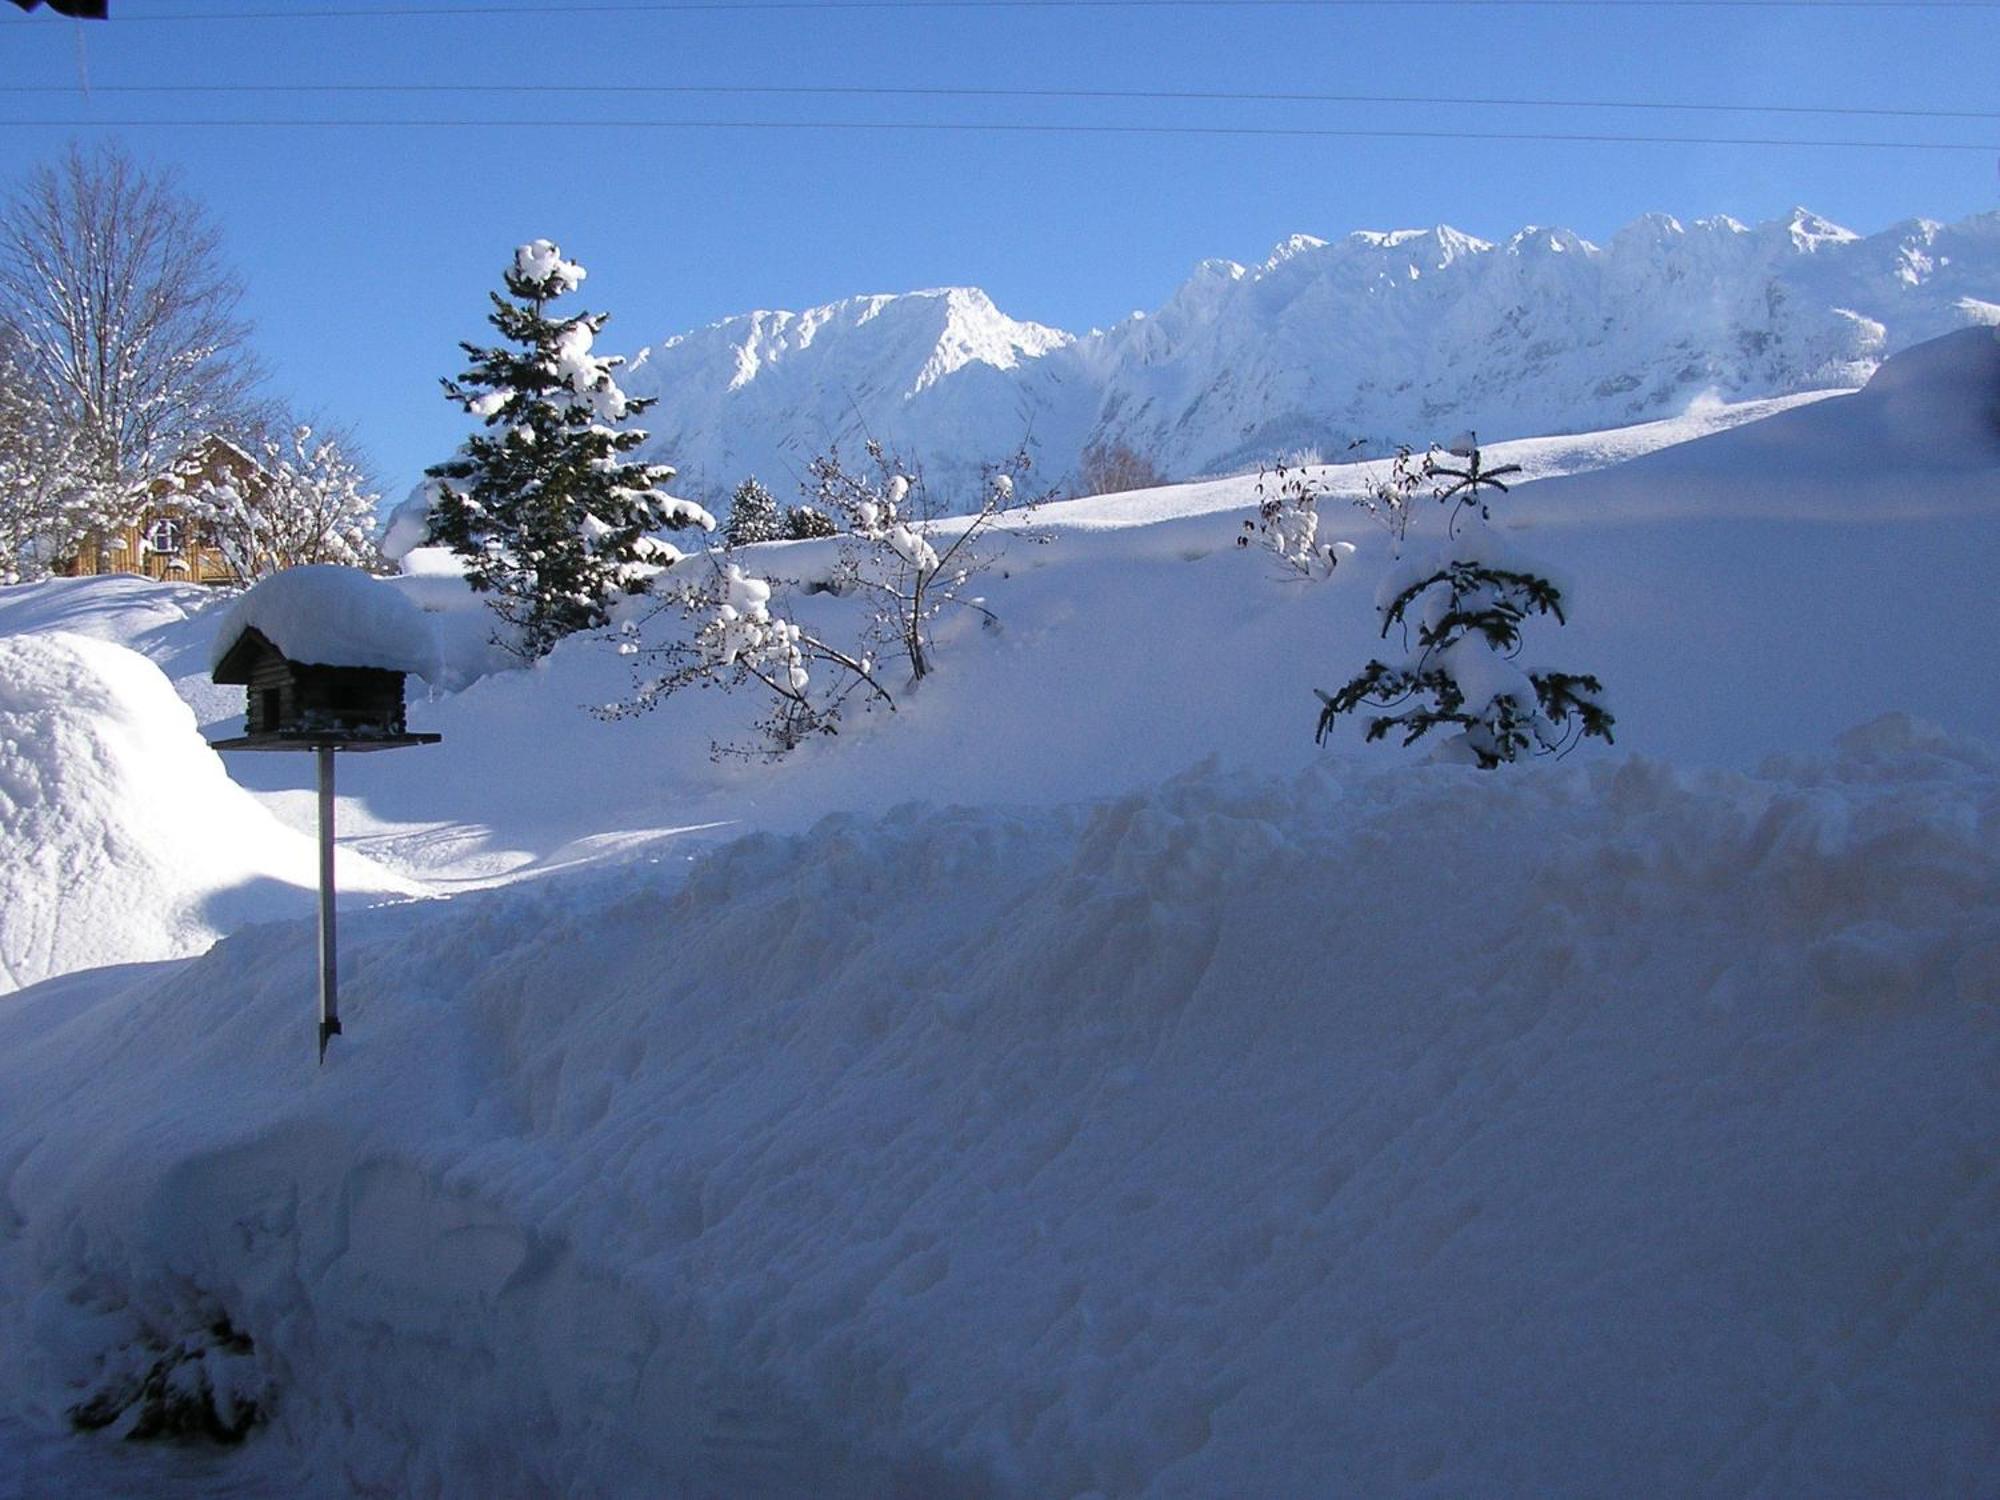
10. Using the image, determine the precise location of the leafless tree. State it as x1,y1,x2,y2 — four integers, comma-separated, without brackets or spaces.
809,440,1040,684
184,419,386,581
0,142,262,535
1075,438,1165,497
0,327,81,580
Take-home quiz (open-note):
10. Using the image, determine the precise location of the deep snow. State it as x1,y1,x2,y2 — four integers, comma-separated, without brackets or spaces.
0,731,1995,1495
0,633,414,996
0,327,1994,1496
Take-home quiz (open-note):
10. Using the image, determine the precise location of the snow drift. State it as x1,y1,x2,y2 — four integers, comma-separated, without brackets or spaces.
0,633,416,995
0,726,1994,1495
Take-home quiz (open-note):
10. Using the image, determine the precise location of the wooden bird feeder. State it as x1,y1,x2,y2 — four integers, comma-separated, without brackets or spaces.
209,629,438,753
207,566,441,1062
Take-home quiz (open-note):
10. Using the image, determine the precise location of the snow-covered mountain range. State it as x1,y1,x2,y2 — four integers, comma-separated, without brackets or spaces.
622,208,2000,501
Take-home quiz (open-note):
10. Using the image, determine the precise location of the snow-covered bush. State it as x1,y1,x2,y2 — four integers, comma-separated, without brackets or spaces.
721,476,782,547
806,440,1039,683
1316,438,1614,767
1242,443,1433,577
1241,458,1354,579
781,502,839,541
605,556,892,755
69,1311,267,1446
186,423,383,580
1349,442,1431,552
423,239,713,658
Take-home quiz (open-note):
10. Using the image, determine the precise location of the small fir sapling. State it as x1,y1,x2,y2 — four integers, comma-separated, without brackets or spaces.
422,240,712,658
722,476,783,547
806,439,1041,683
1316,435,1615,768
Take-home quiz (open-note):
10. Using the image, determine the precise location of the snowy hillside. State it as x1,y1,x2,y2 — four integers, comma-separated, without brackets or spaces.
0,329,1994,1496
622,208,2000,502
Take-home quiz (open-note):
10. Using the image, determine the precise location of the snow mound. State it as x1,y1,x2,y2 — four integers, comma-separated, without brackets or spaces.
1514,324,2000,523
1,735,1994,1493
208,566,440,681
0,633,416,995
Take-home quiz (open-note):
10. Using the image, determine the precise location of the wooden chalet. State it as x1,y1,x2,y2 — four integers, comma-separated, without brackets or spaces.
55,436,259,586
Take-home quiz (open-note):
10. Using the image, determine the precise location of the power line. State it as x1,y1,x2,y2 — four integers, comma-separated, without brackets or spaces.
6,82,1994,122
1,117,1989,150
79,0,2000,19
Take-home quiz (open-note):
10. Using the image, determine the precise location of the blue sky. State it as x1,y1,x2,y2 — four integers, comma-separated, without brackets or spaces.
4,1,1996,501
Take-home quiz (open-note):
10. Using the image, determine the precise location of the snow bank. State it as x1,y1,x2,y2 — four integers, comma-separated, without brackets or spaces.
0,633,417,995
208,565,440,681
0,723,1994,1494
1516,325,2000,523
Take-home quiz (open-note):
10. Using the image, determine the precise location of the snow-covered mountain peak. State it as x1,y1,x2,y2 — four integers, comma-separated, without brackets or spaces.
622,208,2000,502
1782,207,1860,251
1506,225,1596,258
1428,223,1493,265
899,285,1074,393
1262,232,1328,269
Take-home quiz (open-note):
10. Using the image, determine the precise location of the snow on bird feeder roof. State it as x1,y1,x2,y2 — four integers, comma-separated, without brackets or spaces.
210,565,441,683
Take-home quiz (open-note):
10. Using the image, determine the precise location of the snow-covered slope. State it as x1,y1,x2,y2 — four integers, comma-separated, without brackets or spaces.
623,208,2000,501
214,328,1996,888
0,633,418,995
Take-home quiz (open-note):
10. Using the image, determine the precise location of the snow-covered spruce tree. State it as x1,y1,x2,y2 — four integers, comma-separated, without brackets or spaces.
188,423,383,580
722,476,782,547
807,440,1038,683
424,241,711,657
604,556,894,756
1316,437,1614,767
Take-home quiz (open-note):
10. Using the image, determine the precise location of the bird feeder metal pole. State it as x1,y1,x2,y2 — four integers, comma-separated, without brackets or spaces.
316,745,341,1063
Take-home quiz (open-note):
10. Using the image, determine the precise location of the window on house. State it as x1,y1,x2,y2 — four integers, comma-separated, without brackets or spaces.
144,518,185,555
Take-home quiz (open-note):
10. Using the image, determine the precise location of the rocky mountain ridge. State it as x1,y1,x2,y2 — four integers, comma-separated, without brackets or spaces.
620,208,2000,501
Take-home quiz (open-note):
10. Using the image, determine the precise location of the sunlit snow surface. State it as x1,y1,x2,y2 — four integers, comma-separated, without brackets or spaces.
1,736,1995,1496
0,330,1994,1496
0,633,415,995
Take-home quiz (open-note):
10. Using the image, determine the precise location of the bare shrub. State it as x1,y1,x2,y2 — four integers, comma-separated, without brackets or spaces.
1076,439,1165,497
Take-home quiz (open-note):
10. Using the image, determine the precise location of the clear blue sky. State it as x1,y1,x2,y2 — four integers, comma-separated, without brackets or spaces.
4,1,1996,502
